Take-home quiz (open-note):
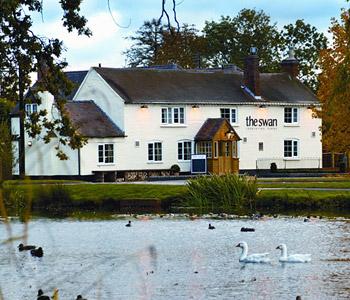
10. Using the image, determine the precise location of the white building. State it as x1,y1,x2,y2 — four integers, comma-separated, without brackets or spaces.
11,49,322,181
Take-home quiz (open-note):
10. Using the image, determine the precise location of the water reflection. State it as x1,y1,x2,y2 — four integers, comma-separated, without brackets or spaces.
0,216,349,299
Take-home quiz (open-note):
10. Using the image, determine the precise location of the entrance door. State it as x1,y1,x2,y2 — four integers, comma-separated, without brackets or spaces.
218,141,232,174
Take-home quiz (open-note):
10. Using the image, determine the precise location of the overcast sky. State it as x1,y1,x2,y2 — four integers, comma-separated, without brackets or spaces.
31,0,347,71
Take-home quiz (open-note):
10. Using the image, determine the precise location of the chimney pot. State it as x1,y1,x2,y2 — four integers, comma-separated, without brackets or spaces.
281,46,299,78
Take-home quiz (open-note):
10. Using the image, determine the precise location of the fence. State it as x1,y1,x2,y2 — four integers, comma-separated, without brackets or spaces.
256,157,322,170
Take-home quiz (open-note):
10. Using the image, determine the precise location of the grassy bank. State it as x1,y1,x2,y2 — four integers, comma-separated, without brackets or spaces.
2,179,350,217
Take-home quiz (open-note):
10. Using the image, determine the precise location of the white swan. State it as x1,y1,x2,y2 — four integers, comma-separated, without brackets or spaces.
236,241,270,263
276,244,311,263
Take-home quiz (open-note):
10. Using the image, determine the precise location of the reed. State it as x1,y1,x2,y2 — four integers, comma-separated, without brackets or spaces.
185,174,258,211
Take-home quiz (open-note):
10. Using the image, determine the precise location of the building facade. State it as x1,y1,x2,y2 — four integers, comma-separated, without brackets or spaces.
12,49,322,180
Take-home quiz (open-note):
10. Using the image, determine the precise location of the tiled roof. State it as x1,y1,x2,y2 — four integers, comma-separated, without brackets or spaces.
64,71,88,100
94,67,318,105
65,101,125,138
195,118,240,141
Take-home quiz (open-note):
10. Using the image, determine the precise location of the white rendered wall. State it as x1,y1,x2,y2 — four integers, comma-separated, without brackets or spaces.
73,69,125,131
117,104,322,172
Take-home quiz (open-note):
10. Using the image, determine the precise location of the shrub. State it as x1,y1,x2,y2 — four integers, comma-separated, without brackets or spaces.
185,174,258,211
170,164,180,174
270,162,277,173
34,184,72,213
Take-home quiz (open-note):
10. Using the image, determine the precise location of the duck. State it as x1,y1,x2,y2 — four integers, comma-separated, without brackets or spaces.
18,243,36,251
276,244,311,263
31,247,44,258
236,241,270,263
125,220,131,227
37,289,50,300
240,227,255,232
76,295,87,300
208,223,215,230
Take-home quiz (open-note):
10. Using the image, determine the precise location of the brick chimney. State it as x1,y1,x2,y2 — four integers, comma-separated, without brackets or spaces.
243,47,260,97
281,46,299,78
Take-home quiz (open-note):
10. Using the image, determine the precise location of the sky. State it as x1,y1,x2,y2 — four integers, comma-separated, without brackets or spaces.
30,0,348,71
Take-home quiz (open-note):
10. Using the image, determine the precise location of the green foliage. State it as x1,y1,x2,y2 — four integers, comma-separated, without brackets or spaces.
0,121,13,181
125,9,326,90
203,9,282,72
0,0,90,173
124,19,164,67
34,184,73,212
281,20,327,91
186,174,258,211
170,164,180,173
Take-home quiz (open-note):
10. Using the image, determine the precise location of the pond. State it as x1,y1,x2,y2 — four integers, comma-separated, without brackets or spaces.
1,215,350,299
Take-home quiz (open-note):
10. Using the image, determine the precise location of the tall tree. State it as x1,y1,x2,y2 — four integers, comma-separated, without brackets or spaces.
317,10,350,158
124,19,165,67
155,24,207,68
202,9,282,72
0,0,91,177
281,20,328,91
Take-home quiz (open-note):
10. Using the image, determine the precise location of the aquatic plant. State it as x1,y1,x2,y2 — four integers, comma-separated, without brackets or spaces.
185,174,258,211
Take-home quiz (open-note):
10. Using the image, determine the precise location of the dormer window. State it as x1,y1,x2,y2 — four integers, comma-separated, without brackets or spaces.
25,104,38,115
161,107,185,125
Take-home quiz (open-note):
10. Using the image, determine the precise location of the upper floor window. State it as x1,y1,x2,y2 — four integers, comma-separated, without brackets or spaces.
98,144,114,164
148,142,162,162
25,104,38,115
220,108,237,124
284,107,298,124
161,107,185,125
197,141,212,158
178,141,192,161
284,139,299,159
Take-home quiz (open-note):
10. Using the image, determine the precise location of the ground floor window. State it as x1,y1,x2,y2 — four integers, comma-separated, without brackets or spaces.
148,142,162,162
98,144,114,163
178,141,192,161
197,141,212,158
284,139,299,158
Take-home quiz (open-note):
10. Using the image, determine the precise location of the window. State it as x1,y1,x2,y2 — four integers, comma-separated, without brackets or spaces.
214,141,219,158
98,144,114,164
220,108,237,124
161,107,185,124
148,142,162,162
197,141,212,158
284,139,299,158
259,142,264,151
25,104,38,115
232,142,238,158
178,141,192,161
284,107,298,124
224,142,230,157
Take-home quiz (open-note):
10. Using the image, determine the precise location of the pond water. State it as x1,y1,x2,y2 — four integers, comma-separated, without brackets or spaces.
1,216,350,300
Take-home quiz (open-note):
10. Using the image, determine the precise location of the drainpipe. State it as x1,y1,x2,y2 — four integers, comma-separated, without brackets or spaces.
78,148,81,176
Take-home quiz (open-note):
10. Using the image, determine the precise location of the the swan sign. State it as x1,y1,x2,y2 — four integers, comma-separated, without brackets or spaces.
245,116,277,127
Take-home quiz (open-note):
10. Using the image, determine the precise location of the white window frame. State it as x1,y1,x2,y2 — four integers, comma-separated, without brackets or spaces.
148,141,163,163
161,107,185,125
284,139,299,159
177,140,192,161
284,107,299,125
220,107,238,125
196,141,212,158
98,143,115,164
25,103,38,115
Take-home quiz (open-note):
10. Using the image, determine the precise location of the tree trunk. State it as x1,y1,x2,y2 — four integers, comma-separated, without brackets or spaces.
18,66,25,179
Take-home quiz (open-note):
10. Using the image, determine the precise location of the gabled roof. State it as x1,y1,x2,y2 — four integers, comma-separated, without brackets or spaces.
93,67,318,105
195,118,240,141
64,71,88,100
65,101,125,138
